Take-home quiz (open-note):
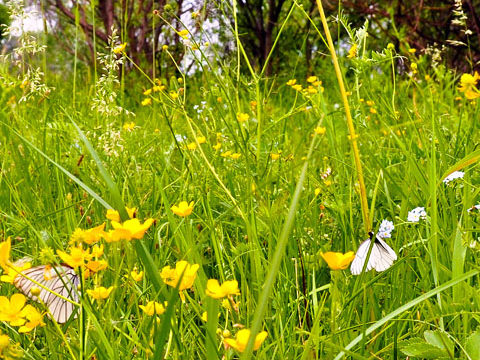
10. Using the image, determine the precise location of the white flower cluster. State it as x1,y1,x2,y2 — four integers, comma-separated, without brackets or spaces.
377,219,394,239
443,171,464,185
407,207,427,223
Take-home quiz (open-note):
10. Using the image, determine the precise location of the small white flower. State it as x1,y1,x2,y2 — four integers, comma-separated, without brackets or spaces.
378,219,394,238
175,134,187,142
443,171,464,184
407,207,427,223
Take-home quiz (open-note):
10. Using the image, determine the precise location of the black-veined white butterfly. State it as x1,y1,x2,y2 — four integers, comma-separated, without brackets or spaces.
14,265,80,323
350,232,397,275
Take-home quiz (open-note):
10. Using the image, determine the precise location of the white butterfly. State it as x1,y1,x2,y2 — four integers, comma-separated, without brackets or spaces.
14,265,80,323
350,232,397,275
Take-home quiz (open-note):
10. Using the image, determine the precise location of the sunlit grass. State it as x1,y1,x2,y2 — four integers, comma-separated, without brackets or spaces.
0,1,479,359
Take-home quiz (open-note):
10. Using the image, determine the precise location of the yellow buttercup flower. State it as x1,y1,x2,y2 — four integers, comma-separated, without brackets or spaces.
230,153,241,160
143,89,152,96
123,122,136,131
223,329,268,353
169,91,179,100
196,136,206,144
57,245,91,268
131,269,144,282
270,153,281,160
160,260,199,293
458,72,480,100
70,223,105,245
0,237,12,272
320,251,355,270
87,286,114,301
237,113,249,123
141,98,152,106
178,29,189,39
108,218,155,241
205,279,240,299
347,44,358,59
212,142,221,151
113,43,127,54
139,301,167,316
286,79,296,86
171,201,194,217
307,75,318,83
187,142,197,150
18,305,45,333
314,126,326,135
0,293,27,326
1,262,31,284
292,84,302,91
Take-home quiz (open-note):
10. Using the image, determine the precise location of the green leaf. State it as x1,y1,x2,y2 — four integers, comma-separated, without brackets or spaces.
424,330,454,354
398,338,449,359
465,330,480,360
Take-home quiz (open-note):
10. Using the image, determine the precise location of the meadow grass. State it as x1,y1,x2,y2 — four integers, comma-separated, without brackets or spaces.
0,2,480,359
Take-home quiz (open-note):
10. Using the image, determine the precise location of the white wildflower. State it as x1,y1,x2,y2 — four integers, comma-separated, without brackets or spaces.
443,171,464,184
407,207,427,223
467,204,480,213
377,219,394,239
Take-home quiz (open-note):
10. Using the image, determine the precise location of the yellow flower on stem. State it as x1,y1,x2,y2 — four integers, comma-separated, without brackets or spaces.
123,122,136,131
205,279,240,299
57,245,92,269
286,79,296,86
113,43,127,54
458,72,480,100
347,44,358,59
131,269,144,282
196,136,206,144
70,223,105,245
107,218,155,241
223,329,268,352
178,29,189,39
307,75,318,83
0,293,27,326
141,98,152,106
139,301,167,316
171,201,194,217
292,84,302,91
18,305,45,333
0,334,9,354
1,262,31,284
160,261,199,301
106,207,137,222
85,259,108,274
320,251,355,270
314,126,326,135
87,286,114,301
270,153,281,160
236,113,249,123
0,237,12,271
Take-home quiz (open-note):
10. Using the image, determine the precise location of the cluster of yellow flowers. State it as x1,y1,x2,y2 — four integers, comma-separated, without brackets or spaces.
286,76,324,95
140,78,172,106
458,72,480,100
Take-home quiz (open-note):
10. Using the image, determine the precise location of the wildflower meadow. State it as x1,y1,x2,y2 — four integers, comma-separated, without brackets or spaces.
0,0,479,359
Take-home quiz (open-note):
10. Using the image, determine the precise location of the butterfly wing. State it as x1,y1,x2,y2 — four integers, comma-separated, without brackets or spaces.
351,235,397,275
372,236,397,272
14,265,79,323
350,239,372,275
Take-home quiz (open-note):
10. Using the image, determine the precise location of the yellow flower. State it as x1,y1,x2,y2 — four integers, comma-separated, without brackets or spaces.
201,311,208,322
409,48,417,53
458,72,480,100
314,126,326,135
87,286,114,301
171,201,194,217
160,261,199,292
0,237,12,272
187,142,197,150
85,259,108,274
223,329,268,352
411,62,418,74
306,86,318,94
153,85,165,92
237,113,249,123
131,269,144,282
387,43,395,50
70,223,105,245
313,80,322,87
178,29,189,39
196,136,206,144
1,262,31,284
141,98,152,106
18,305,45,333
366,100,375,106
143,89,152,96
57,245,91,268
314,188,321,197
113,43,127,54
213,142,221,151
0,293,27,326
206,279,240,299
106,207,136,222
139,301,167,316
270,153,281,160
230,153,241,160
347,44,358,59
292,84,302,91
369,107,377,114
0,334,9,354
162,45,169,51
307,75,317,83
108,218,155,241
425,74,431,81
320,251,355,270
169,91,179,100
250,100,257,110
286,79,296,86
91,244,104,258
221,150,232,158
123,122,136,131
